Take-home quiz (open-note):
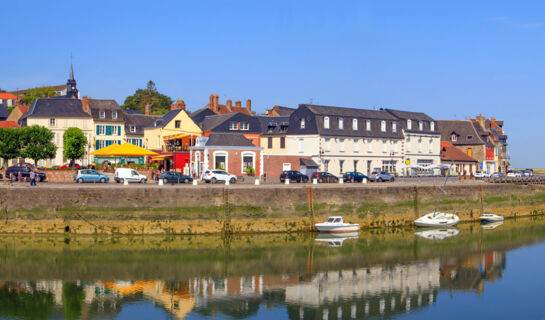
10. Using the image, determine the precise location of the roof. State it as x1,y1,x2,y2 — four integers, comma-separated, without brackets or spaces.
9,84,68,96
0,93,20,100
200,113,239,131
20,98,91,122
122,109,142,114
255,115,290,134
302,104,399,120
88,99,124,122
385,108,433,121
436,120,485,145
0,104,9,119
0,121,20,128
440,141,478,162
268,105,296,116
122,111,162,135
191,108,216,126
149,109,183,129
205,133,256,147
300,158,319,167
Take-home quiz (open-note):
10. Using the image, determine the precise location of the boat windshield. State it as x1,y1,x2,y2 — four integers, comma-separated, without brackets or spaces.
334,218,342,223
327,218,335,222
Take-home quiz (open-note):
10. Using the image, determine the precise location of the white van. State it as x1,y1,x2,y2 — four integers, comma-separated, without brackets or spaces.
114,168,148,183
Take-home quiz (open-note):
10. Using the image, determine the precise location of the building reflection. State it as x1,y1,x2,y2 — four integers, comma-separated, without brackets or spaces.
0,250,507,319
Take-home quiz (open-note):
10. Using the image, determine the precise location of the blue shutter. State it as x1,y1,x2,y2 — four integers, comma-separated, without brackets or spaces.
118,140,121,145
118,126,121,136
96,125,100,135
139,139,142,147
106,126,112,136
96,141,99,149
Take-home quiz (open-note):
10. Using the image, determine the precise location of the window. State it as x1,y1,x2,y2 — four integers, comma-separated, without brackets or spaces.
392,122,397,133
268,137,273,148
175,120,181,128
451,134,457,142
298,138,304,153
429,139,433,153
467,135,473,140
214,152,227,170
381,120,386,132
339,139,345,152
382,140,387,153
241,122,250,130
353,139,359,152
49,118,56,127
419,121,423,131
352,119,358,130
418,139,422,153
99,125,105,135
324,160,330,172
406,138,411,152
339,118,344,129
407,119,412,130
99,111,105,119
367,139,372,153
430,121,435,131
112,111,117,119
242,152,255,174
130,126,136,133
339,160,345,174
97,140,105,149
280,137,285,149
73,120,78,126
325,138,331,152
353,160,358,171
324,117,330,129
366,120,371,131
112,126,118,135
300,118,305,129
393,141,397,153
229,122,237,130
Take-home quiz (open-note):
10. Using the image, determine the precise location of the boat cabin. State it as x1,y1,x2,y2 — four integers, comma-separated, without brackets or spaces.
326,216,344,223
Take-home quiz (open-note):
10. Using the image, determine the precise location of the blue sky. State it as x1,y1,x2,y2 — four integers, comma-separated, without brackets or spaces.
1,0,543,167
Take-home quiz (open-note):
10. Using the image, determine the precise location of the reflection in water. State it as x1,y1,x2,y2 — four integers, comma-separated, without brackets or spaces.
481,221,504,230
414,227,460,240
314,232,359,247
0,217,542,319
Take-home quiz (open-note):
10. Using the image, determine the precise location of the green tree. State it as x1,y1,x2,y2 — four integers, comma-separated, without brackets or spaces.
122,80,173,115
0,88,6,93
62,282,85,320
20,126,57,166
63,127,87,168
20,86,58,106
0,128,22,168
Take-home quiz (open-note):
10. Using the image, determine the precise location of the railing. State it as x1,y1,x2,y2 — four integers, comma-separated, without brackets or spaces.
163,145,190,152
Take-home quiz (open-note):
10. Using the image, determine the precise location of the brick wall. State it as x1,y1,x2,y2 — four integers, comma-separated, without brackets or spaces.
193,149,262,176
263,155,313,178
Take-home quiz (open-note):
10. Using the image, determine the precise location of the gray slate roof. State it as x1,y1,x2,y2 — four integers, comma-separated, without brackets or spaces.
272,106,296,116
303,104,398,120
147,109,183,129
255,115,289,135
19,98,91,126
191,108,216,126
436,120,485,145
122,111,161,136
200,113,238,132
0,104,9,119
205,133,256,147
89,99,124,122
385,108,439,134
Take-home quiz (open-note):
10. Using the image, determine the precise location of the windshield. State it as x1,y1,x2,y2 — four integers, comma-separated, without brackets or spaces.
333,218,341,223
327,218,334,222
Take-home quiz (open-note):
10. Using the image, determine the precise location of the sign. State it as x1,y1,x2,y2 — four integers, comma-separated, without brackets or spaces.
405,159,410,165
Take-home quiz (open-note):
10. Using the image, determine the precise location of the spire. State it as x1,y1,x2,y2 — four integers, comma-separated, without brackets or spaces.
66,61,78,99
69,63,74,81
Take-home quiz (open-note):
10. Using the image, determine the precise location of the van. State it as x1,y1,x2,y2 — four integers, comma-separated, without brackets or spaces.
114,168,147,183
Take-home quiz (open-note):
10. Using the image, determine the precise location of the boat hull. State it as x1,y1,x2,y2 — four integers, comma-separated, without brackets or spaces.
414,212,460,227
480,214,504,223
315,224,360,233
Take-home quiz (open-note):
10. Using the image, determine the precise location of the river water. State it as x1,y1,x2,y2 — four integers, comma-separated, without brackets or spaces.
2,216,545,319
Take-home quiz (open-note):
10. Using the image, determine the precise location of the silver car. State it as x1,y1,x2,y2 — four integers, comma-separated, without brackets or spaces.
369,171,395,182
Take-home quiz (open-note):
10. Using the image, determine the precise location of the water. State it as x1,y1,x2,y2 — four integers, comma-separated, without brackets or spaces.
2,217,545,319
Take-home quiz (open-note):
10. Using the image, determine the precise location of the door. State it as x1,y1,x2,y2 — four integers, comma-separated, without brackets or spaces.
130,170,140,181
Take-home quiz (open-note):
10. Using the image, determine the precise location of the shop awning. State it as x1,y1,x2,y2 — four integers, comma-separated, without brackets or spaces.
300,158,319,168
90,143,158,157
89,143,123,156
163,133,190,140
151,155,170,161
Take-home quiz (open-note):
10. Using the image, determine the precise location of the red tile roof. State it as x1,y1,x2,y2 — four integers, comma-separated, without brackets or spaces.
0,121,20,128
0,93,20,100
440,141,478,162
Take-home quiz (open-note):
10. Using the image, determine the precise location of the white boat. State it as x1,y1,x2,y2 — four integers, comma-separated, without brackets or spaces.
315,233,359,247
415,228,459,240
315,216,359,233
414,212,460,227
481,221,504,230
480,213,504,223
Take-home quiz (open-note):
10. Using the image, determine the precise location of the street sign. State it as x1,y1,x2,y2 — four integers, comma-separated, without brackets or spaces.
405,159,410,165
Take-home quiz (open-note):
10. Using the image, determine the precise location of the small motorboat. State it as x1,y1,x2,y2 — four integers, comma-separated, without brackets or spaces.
315,216,359,233
482,221,504,230
414,212,460,227
315,233,359,247
415,228,459,240
479,213,504,223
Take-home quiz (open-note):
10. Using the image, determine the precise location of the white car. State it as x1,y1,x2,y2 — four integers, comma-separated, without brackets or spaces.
201,170,237,184
474,171,491,179
114,168,148,183
507,171,522,177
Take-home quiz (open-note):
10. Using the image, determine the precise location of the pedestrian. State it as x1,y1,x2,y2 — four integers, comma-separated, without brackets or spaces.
264,171,267,182
30,170,37,186
17,169,22,183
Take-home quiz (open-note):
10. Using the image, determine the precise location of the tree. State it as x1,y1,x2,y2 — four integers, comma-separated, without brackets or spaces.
20,86,58,106
62,282,85,320
0,128,22,169
63,127,87,168
20,126,57,166
122,80,173,115
0,88,6,93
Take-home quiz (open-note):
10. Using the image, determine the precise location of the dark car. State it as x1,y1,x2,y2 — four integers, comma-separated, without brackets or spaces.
159,171,193,184
369,171,395,182
343,171,369,183
311,172,339,183
280,170,309,183
5,165,47,182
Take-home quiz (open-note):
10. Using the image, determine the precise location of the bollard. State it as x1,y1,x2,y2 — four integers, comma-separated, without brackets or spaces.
255,179,260,185
339,178,343,184
313,179,318,185
362,178,368,184
285,178,290,185
158,179,163,186
225,179,230,186
124,179,129,186
193,180,198,186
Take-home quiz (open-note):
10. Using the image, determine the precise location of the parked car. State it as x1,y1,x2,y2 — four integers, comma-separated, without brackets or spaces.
369,171,395,182
159,171,193,184
507,170,522,177
521,169,534,177
5,165,46,182
114,168,148,183
201,170,237,184
342,171,368,183
74,169,109,183
491,172,506,178
60,163,82,170
311,172,339,183
474,171,491,179
279,170,309,183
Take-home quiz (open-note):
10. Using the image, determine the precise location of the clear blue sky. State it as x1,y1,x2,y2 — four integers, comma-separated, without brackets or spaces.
1,0,543,167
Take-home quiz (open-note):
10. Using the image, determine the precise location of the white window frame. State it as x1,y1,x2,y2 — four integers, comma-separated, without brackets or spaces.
366,120,371,131
392,122,397,133
381,120,386,132
300,118,305,129
367,139,372,153
407,119,412,130
229,122,237,130
429,139,433,153
451,134,457,142
352,118,358,131
130,125,136,133
241,151,256,174
419,121,423,131
406,138,411,152
324,117,330,129
430,121,435,131
241,122,250,130
325,138,331,152
49,118,56,127
418,138,422,153
99,125,105,135
213,151,228,171
339,139,345,152
353,139,359,152
298,138,304,153
112,126,118,135
393,141,397,153
382,140,387,153
339,118,344,129
99,111,106,119
112,111,118,119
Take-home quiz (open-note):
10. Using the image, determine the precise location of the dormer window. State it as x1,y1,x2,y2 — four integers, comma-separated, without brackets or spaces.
338,118,344,129
451,133,457,142
366,120,371,131
229,122,237,130
112,111,117,119
381,120,386,132
300,118,305,129
419,121,423,131
241,122,249,130
324,117,330,129
467,135,473,140
430,121,435,131
392,122,397,133
99,111,106,119
130,126,136,133
352,119,358,130
407,119,412,130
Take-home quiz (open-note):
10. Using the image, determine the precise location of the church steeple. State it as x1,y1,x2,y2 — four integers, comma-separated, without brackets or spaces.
66,63,78,99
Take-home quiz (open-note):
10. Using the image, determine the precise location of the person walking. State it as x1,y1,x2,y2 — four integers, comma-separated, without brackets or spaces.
17,169,22,183
30,170,37,186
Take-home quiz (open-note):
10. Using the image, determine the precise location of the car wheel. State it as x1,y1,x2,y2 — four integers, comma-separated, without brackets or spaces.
378,178,383,182
77,178,84,183
163,178,169,184
391,178,395,182
184,178,189,184
318,178,324,183
119,178,124,184
230,178,236,184
100,178,106,183
211,177,217,184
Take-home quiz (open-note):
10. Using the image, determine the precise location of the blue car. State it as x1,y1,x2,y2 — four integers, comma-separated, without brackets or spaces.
74,169,109,183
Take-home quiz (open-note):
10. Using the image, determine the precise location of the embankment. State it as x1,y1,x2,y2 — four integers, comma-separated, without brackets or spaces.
0,183,544,234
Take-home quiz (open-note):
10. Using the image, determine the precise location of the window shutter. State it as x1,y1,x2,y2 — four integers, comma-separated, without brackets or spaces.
96,125,100,135
106,126,112,136
139,140,142,147
118,126,121,136
96,141,99,149
118,140,121,145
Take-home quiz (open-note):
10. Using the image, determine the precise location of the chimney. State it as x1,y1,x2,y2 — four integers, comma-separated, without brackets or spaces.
82,96,89,113
246,99,252,111
235,100,241,108
490,117,496,130
209,94,214,110
145,103,151,115
214,94,219,112
226,99,232,111
171,98,186,111
180,98,185,110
